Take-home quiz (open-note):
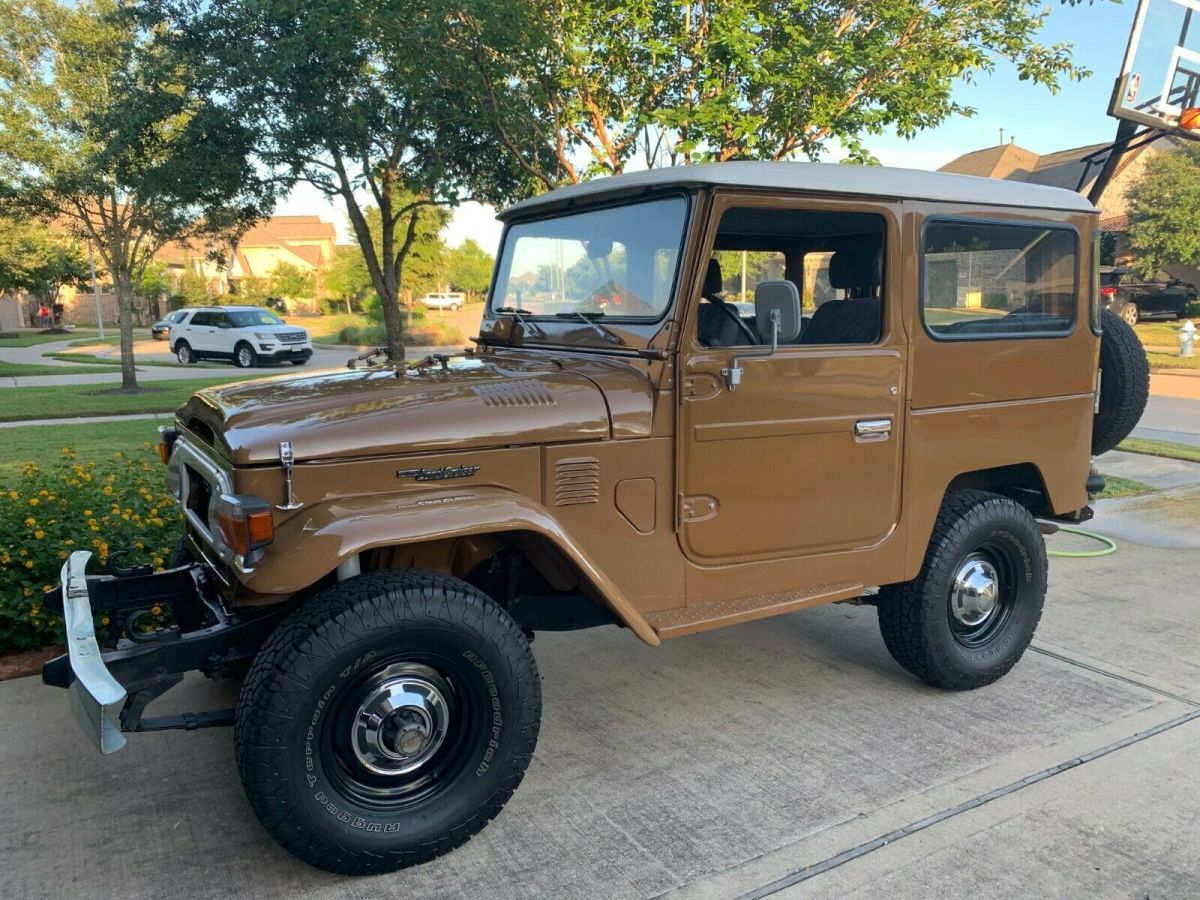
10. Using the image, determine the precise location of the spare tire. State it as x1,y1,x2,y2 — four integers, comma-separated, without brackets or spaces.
1092,307,1150,455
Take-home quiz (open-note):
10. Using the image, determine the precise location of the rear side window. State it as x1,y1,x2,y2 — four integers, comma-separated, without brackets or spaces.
922,221,1077,339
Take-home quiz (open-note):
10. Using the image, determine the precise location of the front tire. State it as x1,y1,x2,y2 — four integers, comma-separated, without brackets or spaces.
175,341,194,364
876,490,1046,690
234,342,257,368
235,570,542,875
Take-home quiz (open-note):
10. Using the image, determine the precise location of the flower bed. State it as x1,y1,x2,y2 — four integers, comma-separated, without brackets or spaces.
0,448,182,654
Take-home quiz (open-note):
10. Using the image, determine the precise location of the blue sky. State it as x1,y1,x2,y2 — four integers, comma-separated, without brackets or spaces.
278,0,1141,251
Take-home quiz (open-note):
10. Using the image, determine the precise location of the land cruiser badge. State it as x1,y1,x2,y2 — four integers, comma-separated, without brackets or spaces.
396,464,480,482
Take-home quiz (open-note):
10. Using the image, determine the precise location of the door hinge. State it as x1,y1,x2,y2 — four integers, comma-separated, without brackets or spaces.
679,494,719,522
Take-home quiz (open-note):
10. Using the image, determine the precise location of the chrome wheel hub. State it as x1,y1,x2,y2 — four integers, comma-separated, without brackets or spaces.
350,664,451,776
950,557,1000,627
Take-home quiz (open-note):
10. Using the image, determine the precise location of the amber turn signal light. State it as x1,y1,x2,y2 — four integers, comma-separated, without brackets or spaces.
214,494,274,557
157,426,179,464
1181,107,1200,130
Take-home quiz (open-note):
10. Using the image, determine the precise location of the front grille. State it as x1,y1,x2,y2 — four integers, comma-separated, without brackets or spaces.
278,331,307,343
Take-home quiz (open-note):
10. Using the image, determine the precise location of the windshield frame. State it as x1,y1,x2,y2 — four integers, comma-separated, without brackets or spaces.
487,190,693,328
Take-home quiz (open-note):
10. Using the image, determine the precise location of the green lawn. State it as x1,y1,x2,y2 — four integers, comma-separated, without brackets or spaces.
1132,321,1187,347
1094,474,1158,500
1117,437,1200,464
0,374,264,422
1146,351,1200,370
0,360,121,377
0,417,170,485
0,329,100,347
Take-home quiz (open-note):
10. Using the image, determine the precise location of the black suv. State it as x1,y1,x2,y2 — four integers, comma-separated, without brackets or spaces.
1100,266,1197,325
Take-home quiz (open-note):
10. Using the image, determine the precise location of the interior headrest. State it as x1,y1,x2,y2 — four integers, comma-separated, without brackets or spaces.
704,258,723,295
829,247,882,291
754,280,801,343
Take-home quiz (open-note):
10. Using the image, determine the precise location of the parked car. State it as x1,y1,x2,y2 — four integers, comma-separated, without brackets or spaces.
150,309,188,340
169,305,312,367
45,162,1150,876
1100,265,1197,324
419,291,465,310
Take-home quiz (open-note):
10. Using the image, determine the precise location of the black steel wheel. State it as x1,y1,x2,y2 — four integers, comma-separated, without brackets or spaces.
235,569,541,875
877,490,1046,690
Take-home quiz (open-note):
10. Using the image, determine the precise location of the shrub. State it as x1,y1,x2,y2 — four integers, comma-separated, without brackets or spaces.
0,447,182,653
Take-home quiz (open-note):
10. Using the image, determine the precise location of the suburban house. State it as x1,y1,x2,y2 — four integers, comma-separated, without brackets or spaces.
158,215,338,313
36,214,339,326
939,136,1199,283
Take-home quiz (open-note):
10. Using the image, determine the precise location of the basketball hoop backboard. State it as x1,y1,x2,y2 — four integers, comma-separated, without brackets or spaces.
1111,0,1200,135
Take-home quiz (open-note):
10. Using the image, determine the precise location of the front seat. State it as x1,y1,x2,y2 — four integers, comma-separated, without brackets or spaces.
696,258,746,347
801,247,882,345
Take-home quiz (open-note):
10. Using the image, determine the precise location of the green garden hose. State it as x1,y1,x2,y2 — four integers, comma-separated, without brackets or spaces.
1045,524,1118,558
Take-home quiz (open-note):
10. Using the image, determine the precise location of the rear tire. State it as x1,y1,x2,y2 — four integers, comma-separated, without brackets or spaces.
876,490,1046,690
235,570,542,875
1092,307,1150,455
1120,302,1139,325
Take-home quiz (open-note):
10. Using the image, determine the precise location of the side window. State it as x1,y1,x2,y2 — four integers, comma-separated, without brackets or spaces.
697,207,885,348
190,312,211,326
922,221,1077,339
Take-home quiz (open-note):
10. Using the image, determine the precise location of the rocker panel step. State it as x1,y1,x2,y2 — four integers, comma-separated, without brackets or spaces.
646,581,864,639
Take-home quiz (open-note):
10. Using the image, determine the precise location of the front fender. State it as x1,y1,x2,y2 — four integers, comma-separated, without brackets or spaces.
240,486,660,646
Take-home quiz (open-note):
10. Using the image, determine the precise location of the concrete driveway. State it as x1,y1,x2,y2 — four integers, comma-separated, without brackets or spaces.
3,488,1199,899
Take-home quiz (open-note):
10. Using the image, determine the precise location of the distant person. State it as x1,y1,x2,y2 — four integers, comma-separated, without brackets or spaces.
37,303,51,328
52,301,64,325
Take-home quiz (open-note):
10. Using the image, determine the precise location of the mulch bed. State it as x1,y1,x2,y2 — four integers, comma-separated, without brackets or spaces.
0,645,63,682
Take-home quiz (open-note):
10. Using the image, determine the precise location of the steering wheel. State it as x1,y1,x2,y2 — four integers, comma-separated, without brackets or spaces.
706,297,760,345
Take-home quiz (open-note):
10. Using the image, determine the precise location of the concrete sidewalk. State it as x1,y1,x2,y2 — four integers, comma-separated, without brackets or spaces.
2,522,1198,898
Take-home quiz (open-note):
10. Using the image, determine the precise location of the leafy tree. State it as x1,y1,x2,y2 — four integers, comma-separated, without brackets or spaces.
136,260,172,303
233,275,270,306
0,217,89,304
447,0,1095,185
144,0,531,362
268,261,316,306
1126,143,1200,275
176,265,211,307
0,0,277,390
325,244,375,314
446,239,495,298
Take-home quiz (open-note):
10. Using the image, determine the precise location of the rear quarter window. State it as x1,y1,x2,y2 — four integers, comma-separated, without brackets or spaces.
922,220,1078,340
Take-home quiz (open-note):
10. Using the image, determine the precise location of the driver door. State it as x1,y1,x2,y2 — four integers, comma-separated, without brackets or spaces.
678,194,906,566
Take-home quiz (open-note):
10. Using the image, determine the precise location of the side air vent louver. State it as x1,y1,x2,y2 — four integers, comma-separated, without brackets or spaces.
555,457,600,506
473,380,556,407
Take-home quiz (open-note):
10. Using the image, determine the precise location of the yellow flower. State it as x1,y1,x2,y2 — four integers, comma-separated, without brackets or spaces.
83,509,93,517
102,486,113,495
150,605,162,616
101,616,110,626
29,498,39,506
34,530,44,540
8,491,19,500
24,517,36,527
25,560,34,569
23,588,32,597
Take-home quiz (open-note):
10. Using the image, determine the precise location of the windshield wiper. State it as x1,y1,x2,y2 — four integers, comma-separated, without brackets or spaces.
494,306,546,337
555,311,623,345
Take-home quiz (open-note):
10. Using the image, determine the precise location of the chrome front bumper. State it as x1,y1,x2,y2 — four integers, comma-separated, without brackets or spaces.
60,551,128,754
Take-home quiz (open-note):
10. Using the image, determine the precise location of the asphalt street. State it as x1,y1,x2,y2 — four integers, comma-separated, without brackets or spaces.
3,462,1199,899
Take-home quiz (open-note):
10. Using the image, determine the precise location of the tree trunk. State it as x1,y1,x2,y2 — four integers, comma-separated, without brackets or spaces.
115,272,139,391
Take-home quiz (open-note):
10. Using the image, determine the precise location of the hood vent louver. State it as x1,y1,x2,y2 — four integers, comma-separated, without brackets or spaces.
473,379,556,407
555,457,601,506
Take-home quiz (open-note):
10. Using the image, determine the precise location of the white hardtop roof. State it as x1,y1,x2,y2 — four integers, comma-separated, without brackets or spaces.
498,160,1097,220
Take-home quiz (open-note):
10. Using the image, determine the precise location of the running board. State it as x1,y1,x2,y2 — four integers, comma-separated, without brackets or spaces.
646,582,864,640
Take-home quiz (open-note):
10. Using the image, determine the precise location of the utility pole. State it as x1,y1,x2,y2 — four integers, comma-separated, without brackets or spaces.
740,251,748,300
88,241,106,339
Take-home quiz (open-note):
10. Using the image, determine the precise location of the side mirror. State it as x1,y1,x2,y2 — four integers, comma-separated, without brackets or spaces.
722,309,781,391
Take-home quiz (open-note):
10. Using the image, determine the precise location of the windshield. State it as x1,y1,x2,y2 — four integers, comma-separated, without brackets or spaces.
228,309,284,328
490,195,688,320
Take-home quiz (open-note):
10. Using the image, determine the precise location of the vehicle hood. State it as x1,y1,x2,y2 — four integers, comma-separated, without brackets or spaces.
177,352,653,465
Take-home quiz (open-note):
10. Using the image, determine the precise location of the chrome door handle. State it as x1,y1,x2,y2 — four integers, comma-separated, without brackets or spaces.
855,418,892,437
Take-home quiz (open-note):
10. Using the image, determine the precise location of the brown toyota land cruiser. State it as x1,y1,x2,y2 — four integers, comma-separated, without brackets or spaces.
43,161,1149,875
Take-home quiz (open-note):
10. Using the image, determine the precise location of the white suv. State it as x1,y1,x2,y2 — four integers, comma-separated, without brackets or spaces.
170,306,313,368
419,292,465,310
